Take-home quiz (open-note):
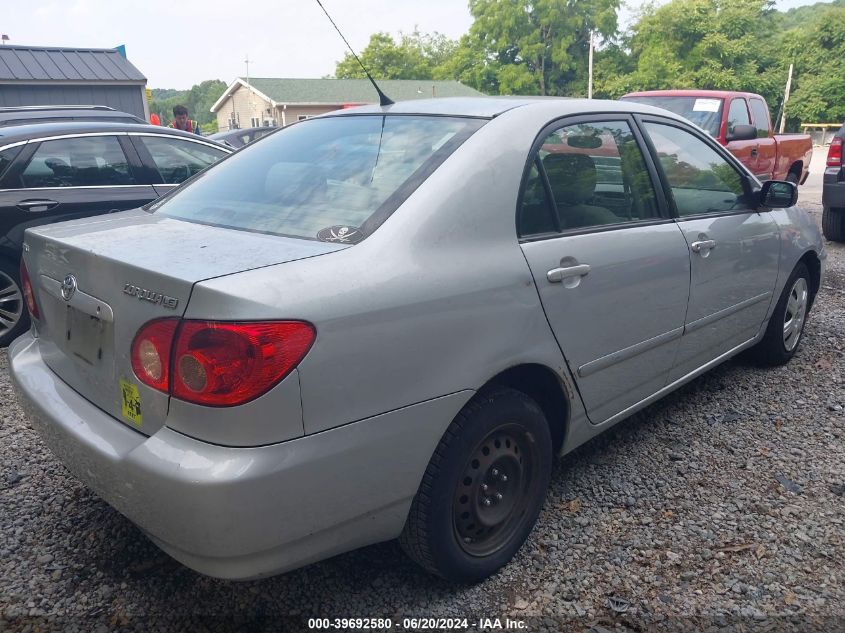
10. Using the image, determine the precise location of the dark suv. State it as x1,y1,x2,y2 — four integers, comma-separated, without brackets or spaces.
0,105,145,127
823,126,845,241
0,121,230,344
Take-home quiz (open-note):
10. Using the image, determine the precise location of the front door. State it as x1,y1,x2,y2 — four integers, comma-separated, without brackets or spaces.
519,117,691,423
639,120,780,382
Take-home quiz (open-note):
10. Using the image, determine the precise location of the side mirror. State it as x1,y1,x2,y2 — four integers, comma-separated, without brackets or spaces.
726,124,757,142
759,180,797,209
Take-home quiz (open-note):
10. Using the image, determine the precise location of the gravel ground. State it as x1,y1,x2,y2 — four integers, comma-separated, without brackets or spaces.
0,204,842,633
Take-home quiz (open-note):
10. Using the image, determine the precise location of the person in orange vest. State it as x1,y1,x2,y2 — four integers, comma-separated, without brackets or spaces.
169,105,201,135
150,113,161,126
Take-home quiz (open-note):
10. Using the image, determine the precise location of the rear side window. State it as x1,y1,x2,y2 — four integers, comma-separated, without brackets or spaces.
0,145,21,181
152,115,484,241
19,136,136,188
519,120,660,236
749,99,771,138
137,136,226,184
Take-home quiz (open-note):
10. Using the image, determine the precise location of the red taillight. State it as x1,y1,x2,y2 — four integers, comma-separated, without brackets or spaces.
19,260,40,320
131,318,179,392
130,319,315,407
827,137,843,167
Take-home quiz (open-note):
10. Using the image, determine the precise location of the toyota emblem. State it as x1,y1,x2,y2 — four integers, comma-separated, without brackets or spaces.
60,274,77,301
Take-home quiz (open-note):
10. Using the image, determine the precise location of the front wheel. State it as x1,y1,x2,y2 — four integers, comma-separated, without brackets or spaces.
400,388,553,583
750,262,811,366
0,259,27,347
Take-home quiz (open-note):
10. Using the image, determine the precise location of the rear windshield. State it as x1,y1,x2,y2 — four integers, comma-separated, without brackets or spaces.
621,96,724,137
151,115,485,241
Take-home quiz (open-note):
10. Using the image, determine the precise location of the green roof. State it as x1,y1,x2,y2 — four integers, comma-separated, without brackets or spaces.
245,78,483,105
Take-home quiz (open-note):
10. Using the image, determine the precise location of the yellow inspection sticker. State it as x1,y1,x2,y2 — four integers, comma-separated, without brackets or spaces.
120,379,142,426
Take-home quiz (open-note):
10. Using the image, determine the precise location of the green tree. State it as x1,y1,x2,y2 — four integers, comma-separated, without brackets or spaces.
597,0,783,101
335,31,456,79
463,0,620,96
150,79,226,126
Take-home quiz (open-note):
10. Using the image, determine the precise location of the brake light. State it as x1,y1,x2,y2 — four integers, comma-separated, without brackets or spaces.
827,137,843,167
19,260,40,320
130,319,315,407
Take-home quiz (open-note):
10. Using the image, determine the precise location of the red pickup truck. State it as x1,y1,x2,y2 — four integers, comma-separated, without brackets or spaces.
621,90,813,185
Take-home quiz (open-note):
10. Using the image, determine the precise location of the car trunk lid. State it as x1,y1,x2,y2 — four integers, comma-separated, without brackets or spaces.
24,209,344,436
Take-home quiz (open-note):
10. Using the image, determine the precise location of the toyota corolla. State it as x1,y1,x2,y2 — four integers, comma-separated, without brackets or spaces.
9,97,824,582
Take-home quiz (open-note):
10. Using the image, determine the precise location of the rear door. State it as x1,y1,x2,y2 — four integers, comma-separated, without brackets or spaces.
638,118,780,382
519,116,691,424
0,133,157,255
128,133,229,197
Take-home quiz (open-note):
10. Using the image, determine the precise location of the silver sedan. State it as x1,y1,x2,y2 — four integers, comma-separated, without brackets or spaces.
9,97,825,582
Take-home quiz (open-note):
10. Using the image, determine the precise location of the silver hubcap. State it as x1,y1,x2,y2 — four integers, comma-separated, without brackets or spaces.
0,270,24,339
782,277,808,352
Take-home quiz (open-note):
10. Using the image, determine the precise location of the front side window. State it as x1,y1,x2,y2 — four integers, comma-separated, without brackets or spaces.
19,136,135,188
727,99,751,137
151,115,484,240
749,99,771,138
138,136,226,184
519,120,660,236
644,122,749,217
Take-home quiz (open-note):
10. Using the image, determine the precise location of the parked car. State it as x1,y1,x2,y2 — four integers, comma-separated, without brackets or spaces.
9,98,824,583
822,126,845,241
0,105,145,127
0,121,231,345
208,126,277,148
621,90,813,185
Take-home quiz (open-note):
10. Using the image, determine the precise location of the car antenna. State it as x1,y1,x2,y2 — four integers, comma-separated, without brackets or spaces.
314,0,394,106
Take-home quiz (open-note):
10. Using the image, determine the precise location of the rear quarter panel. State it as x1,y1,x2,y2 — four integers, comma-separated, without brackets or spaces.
773,134,813,181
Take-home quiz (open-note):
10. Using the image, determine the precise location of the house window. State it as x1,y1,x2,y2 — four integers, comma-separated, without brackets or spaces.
251,117,260,127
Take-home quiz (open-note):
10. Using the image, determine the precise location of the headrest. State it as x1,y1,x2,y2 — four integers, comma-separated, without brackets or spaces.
542,153,597,204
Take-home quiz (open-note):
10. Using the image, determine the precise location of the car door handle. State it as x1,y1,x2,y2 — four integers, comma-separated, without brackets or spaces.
751,147,758,157
547,264,591,283
17,199,59,212
690,240,717,253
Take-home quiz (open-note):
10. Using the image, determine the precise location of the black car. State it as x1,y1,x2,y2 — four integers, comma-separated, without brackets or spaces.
0,121,231,344
823,126,845,242
0,105,146,127
208,126,277,148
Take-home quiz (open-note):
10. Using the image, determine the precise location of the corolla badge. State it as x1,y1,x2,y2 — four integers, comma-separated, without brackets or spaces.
123,283,179,310
60,274,77,301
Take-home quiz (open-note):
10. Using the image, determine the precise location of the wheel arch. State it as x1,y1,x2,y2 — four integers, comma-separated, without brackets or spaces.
799,249,821,310
480,363,570,455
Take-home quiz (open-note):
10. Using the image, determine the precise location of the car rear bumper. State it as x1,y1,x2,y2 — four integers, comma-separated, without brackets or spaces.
9,333,470,580
823,168,845,208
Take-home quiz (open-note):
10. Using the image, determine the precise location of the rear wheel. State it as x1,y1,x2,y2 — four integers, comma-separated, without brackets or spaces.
0,259,27,347
750,262,810,366
823,206,845,242
400,388,553,583
786,170,800,185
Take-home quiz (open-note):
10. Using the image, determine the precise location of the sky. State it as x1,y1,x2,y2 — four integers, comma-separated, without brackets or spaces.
3,0,828,89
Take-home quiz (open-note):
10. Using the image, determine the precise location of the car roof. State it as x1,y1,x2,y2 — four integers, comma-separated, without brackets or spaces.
325,96,693,123
623,89,765,101
0,121,229,148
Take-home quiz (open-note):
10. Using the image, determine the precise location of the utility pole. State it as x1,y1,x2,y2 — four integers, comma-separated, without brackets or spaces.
245,54,254,126
587,30,594,99
779,63,793,134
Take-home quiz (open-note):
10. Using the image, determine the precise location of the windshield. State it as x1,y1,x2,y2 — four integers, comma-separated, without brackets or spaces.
621,96,724,137
151,115,485,241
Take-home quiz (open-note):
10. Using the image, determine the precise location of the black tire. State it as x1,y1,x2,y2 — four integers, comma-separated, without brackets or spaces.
786,170,800,185
0,258,28,348
823,206,845,242
750,262,811,366
400,388,553,583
